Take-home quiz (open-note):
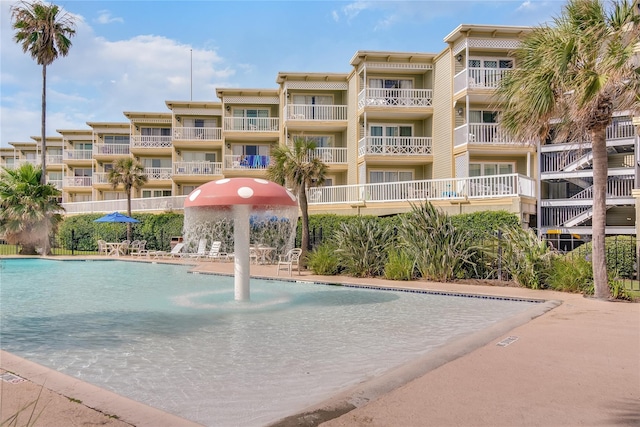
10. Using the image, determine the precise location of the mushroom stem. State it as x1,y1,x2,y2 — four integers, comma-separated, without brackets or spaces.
234,204,251,301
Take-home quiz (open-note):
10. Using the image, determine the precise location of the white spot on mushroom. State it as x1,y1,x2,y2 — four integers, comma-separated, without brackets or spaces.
189,189,202,201
254,179,269,184
237,187,254,198
286,190,297,202
216,179,230,185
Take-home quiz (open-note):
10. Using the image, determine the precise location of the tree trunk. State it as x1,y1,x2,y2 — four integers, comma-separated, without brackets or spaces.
590,129,610,300
126,187,132,242
299,185,310,266
40,64,47,185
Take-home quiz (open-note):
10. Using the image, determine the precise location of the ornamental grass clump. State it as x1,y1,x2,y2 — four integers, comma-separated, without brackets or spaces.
495,225,555,289
398,202,478,282
334,217,393,277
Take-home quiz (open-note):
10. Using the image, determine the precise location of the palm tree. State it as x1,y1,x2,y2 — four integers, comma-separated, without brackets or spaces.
11,1,76,185
108,158,148,241
495,0,639,300
266,137,327,261
0,163,64,255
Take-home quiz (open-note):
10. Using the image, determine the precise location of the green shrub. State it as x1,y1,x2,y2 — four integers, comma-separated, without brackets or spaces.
495,225,554,289
307,243,341,275
398,202,479,282
452,210,520,238
548,255,593,292
334,217,393,277
58,213,184,251
570,236,636,279
384,249,415,281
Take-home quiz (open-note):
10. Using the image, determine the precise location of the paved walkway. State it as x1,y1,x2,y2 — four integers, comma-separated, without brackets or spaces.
1,256,639,427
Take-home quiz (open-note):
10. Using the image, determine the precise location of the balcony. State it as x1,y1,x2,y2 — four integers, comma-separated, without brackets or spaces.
223,117,279,132
306,174,535,204
46,154,64,165
357,88,433,109
93,143,131,156
358,136,432,157
173,161,223,176
302,147,348,164
454,123,524,147
46,178,63,189
64,149,93,161
224,155,271,170
284,104,347,121
144,167,172,181
454,67,512,94
131,136,172,149
63,176,92,187
59,174,536,214
93,172,110,185
173,127,222,141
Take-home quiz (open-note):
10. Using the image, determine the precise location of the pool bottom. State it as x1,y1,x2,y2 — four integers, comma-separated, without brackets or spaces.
1,297,560,427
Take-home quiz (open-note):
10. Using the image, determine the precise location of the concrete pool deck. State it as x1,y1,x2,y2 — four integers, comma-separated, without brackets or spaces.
1,256,639,426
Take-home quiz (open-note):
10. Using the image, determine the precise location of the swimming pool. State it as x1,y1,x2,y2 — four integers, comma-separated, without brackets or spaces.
1,259,539,426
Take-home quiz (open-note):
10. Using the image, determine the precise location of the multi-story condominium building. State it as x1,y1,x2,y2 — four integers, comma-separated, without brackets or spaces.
1,22,637,245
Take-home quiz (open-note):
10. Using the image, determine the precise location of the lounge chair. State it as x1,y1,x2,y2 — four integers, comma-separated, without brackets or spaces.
149,242,185,258
276,248,302,276
206,241,230,262
185,238,208,259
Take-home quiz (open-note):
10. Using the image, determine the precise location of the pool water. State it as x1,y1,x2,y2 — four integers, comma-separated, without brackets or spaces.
1,259,537,426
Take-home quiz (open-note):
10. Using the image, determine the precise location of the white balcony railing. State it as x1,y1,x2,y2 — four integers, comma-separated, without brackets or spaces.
93,143,131,156
93,172,110,184
173,161,223,175
14,159,40,168
60,174,535,214
131,136,173,149
284,104,347,121
46,154,63,164
454,123,523,147
606,118,636,140
46,179,63,189
357,88,433,109
224,155,271,170
144,167,172,180
223,117,279,132
358,137,432,157
454,68,512,93
302,147,348,164
307,174,534,204
64,149,93,160
63,195,187,214
63,176,92,187
173,127,222,141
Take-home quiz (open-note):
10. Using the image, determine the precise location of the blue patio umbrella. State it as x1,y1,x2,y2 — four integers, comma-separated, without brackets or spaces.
94,212,140,223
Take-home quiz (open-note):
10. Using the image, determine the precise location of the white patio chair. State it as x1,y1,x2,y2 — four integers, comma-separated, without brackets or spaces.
149,242,185,258
97,239,108,256
276,248,303,276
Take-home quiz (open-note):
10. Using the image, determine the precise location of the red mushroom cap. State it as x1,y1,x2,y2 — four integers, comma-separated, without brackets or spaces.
184,178,297,208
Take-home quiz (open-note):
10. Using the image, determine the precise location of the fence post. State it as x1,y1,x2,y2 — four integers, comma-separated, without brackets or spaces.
71,229,75,256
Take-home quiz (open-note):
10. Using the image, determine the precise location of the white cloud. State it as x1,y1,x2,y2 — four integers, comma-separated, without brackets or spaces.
95,10,124,25
0,4,236,146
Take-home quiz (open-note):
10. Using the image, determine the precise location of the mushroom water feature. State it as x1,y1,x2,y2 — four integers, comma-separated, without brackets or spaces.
183,178,298,301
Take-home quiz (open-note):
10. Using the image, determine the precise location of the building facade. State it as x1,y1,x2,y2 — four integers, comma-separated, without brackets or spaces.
2,23,638,243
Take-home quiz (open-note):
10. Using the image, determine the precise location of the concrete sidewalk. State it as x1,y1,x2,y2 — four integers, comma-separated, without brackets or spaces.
2,257,639,427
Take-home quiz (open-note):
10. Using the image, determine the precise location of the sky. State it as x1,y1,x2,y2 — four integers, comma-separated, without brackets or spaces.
0,0,567,147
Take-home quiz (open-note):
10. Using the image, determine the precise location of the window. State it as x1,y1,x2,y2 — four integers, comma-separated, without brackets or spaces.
369,125,413,152
233,109,270,130
469,162,514,176
104,135,130,144
305,136,333,147
369,170,413,183
468,57,513,87
141,127,171,136
469,111,498,123
142,190,172,198
74,168,92,177
183,152,217,162
142,158,171,168
75,143,92,150
182,185,197,195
